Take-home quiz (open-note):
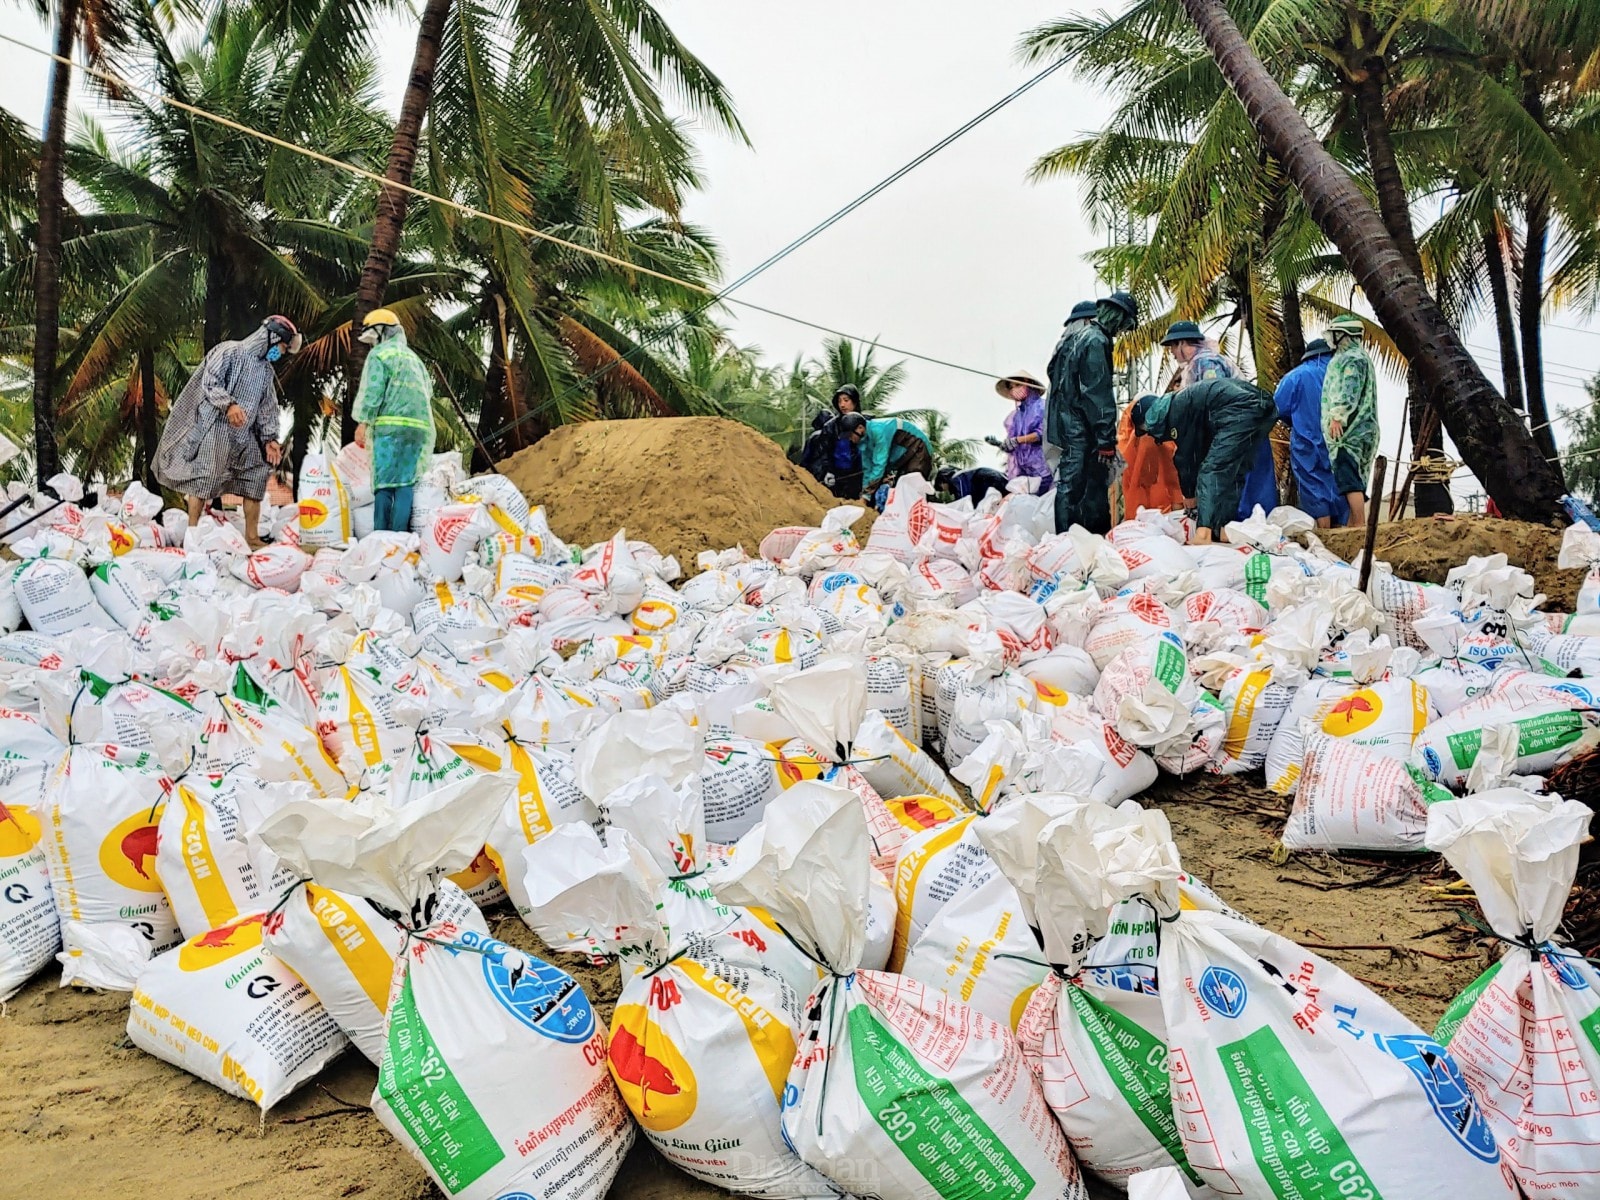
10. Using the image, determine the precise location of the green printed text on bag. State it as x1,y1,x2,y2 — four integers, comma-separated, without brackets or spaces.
1154,636,1187,694
1445,711,1584,770
848,1004,1035,1200
1244,554,1271,607
379,972,503,1194
1065,987,1200,1185
1218,1025,1385,1200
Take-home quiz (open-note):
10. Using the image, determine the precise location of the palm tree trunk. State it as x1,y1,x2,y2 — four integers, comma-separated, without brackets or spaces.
1520,190,1556,462
1351,71,1423,277
1280,276,1304,365
1177,0,1566,520
1484,222,1524,411
203,255,228,350
346,0,452,445
30,0,79,490
136,348,159,491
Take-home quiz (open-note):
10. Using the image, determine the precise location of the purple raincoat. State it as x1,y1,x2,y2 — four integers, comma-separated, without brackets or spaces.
1005,392,1054,492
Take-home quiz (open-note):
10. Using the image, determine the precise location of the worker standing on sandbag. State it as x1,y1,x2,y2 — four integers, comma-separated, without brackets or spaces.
153,314,300,548
990,371,1053,494
1160,320,1278,520
1273,338,1347,528
1131,376,1278,544
800,384,863,498
352,308,434,532
1321,313,1379,527
841,412,933,510
1046,291,1137,535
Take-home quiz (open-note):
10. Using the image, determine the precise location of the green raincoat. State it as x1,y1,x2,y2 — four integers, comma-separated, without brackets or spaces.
1045,320,1118,535
1142,377,1278,532
353,330,435,489
1320,339,1379,477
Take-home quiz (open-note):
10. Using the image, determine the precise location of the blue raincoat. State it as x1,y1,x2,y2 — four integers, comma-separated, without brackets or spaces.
1274,352,1348,523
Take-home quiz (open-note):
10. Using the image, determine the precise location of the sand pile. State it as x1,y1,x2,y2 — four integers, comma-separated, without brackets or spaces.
1317,515,1582,610
499,417,870,569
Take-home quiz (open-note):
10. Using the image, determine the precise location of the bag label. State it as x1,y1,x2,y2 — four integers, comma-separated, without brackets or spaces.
1217,1025,1385,1200
379,972,504,1193
1435,962,1502,1048
1065,986,1200,1185
847,1004,1035,1200
1445,710,1584,769
1153,635,1186,694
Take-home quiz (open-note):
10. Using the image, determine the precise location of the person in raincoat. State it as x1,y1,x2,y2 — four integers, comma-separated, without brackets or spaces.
840,412,933,510
352,308,434,533
154,314,300,547
1273,339,1346,528
935,466,1009,506
800,384,863,498
1064,299,1097,329
992,370,1052,493
1131,377,1278,544
1320,313,1380,526
1046,291,1137,535
1160,320,1278,520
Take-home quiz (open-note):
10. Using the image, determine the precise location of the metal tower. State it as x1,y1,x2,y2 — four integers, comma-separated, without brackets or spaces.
1100,210,1154,405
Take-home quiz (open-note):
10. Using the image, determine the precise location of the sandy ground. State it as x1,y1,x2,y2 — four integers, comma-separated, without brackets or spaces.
1,772,1498,1200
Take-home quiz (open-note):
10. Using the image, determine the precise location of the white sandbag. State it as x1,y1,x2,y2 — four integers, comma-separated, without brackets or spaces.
865,653,920,742
87,559,160,629
853,710,959,805
987,802,1199,1188
1427,793,1600,1194
419,502,492,583
332,440,376,509
128,911,349,1108
0,766,59,1001
258,774,632,1200
936,658,1035,769
1210,664,1297,774
1282,731,1454,852
44,744,181,989
263,881,484,1065
296,452,352,549
1147,850,1519,1196
865,473,935,563
1558,523,1600,614
1263,675,1432,796
233,543,312,591
523,824,835,1200
1091,633,1223,774
712,782,1091,1200
13,556,118,634
155,774,285,937
1083,591,1177,669
1411,675,1591,789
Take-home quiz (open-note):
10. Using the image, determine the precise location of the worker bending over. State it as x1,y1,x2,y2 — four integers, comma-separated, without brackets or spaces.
1131,377,1278,544
840,413,933,510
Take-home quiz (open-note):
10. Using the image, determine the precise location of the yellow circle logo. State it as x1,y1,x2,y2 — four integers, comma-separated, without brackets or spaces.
449,846,498,891
299,498,330,528
769,743,827,789
887,795,960,834
1322,688,1383,735
632,599,678,633
609,1000,697,1131
98,806,166,892
177,912,265,972
0,802,43,857
107,523,136,556
1031,680,1070,709
1010,983,1041,1032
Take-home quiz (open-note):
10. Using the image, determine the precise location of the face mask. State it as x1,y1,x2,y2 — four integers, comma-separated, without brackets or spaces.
266,344,283,363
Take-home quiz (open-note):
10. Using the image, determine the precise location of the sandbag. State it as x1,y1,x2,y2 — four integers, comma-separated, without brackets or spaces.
712,782,1091,1200
263,880,484,1065
155,774,286,937
296,452,352,549
524,823,835,1199
1411,675,1590,789
1427,793,1600,1194
1083,591,1177,670
128,911,349,1108
1263,676,1432,796
1282,731,1453,853
0,765,59,1001
44,744,181,989
853,710,959,805
13,556,118,634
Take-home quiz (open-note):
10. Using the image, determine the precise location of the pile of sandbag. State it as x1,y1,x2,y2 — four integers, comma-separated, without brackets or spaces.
3,458,1596,1196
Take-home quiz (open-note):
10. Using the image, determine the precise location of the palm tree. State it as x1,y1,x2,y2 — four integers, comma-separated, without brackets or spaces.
918,410,982,472
21,0,131,487
319,0,747,442
1176,0,1566,518
810,336,909,413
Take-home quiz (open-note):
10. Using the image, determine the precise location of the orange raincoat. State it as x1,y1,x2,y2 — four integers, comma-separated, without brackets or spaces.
1116,403,1185,513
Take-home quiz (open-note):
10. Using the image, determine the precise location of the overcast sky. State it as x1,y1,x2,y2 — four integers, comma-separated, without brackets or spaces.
2,0,1596,501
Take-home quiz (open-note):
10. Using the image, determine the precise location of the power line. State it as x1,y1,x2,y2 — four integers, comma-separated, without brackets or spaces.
0,29,1021,430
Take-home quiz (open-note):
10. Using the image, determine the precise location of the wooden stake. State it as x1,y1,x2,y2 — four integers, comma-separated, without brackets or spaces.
1358,454,1388,594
